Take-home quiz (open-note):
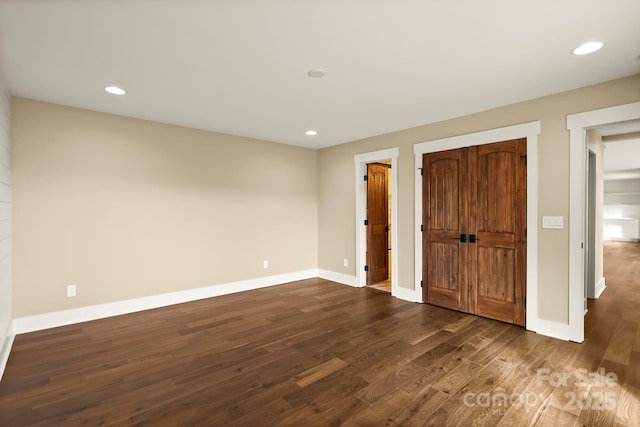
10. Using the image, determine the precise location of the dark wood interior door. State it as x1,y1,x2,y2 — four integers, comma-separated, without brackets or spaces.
422,148,469,311
469,139,527,325
366,163,389,285
422,139,526,326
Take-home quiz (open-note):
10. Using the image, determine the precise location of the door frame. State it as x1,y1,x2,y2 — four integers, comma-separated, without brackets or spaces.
567,101,640,343
354,148,399,296
414,122,541,331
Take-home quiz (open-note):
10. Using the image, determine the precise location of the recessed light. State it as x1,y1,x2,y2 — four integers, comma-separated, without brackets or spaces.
572,41,604,56
306,130,318,136
307,69,326,78
105,86,126,95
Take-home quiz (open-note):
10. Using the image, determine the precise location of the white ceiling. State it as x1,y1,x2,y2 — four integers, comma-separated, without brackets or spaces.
597,120,640,137
597,120,640,180
1,0,639,149
603,138,640,180
604,138,640,171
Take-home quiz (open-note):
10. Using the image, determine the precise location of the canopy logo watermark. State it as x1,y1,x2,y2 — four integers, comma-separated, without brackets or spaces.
462,367,618,415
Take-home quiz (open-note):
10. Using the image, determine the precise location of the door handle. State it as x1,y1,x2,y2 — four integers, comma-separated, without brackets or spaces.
459,234,467,243
469,234,479,243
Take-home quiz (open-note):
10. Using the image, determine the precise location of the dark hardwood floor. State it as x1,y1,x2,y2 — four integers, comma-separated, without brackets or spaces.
0,241,638,426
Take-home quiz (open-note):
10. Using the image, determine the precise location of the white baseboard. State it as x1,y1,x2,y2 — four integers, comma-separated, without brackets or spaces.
317,269,358,287
594,277,606,299
318,269,422,305
529,318,575,342
0,327,14,382
393,286,420,302
10,268,586,351
13,269,318,335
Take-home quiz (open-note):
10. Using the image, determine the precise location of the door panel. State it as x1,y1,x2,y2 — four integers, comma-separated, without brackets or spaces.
477,147,516,234
430,158,460,231
422,149,468,312
428,243,460,308
367,163,389,285
423,139,526,326
471,139,525,324
477,247,515,302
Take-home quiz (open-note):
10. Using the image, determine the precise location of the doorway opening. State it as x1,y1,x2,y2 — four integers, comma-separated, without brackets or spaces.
585,126,640,312
601,131,640,245
567,101,640,343
354,148,399,297
584,129,640,342
366,161,392,292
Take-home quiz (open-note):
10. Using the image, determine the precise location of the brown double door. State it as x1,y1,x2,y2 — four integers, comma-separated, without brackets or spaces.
422,139,526,326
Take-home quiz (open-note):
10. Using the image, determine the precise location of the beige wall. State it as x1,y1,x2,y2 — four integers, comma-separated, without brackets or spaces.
11,98,318,317
9,75,640,323
318,74,640,324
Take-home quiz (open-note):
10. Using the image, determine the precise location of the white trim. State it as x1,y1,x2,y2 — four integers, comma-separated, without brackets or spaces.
318,269,358,287
354,147,399,295
567,102,640,343
0,326,14,382
319,268,419,302
393,286,421,303
533,319,574,342
13,269,318,334
413,122,542,331
594,277,606,299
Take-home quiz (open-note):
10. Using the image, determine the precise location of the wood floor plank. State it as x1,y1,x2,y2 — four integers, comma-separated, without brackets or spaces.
495,373,555,427
352,387,416,425
392,386,450,427
603,318,637,366
469,325,525,366
432,359,483,395
354,361,428,406
535,404,578,427
615,385,640,426
292,357,348,387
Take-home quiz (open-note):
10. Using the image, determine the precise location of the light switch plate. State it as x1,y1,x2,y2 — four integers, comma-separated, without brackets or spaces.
542,216,564,229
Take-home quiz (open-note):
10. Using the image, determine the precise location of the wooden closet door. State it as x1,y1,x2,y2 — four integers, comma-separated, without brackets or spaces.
469,139,526,326
422,148,469,312
422,139,526,326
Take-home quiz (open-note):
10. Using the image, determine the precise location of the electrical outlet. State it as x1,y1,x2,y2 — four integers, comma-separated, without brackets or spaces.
263,260,269,269
67,285,76,297
343,258,349,267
